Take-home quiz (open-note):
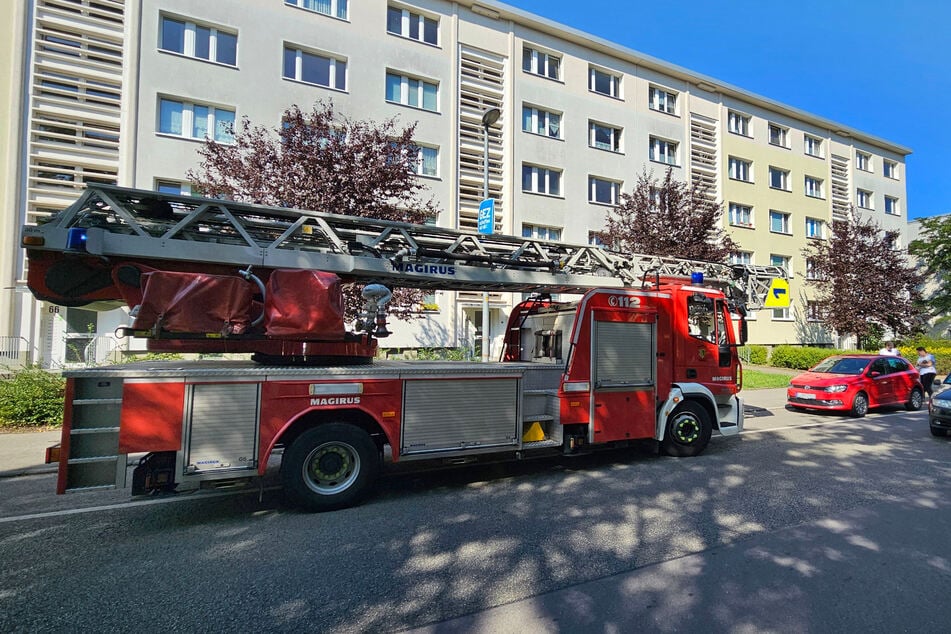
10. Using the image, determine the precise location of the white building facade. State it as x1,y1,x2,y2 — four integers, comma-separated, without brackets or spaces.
2,0,911,367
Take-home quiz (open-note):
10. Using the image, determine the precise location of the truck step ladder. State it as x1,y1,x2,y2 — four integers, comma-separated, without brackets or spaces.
58,376,127,493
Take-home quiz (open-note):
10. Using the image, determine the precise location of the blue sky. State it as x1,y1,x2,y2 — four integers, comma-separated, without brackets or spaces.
507,0,948,219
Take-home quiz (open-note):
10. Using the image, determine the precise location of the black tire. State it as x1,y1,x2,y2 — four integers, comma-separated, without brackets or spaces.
660,401,712,457
931,426,948,437
906,388,924,411
850,392,869,418
281,423,380,511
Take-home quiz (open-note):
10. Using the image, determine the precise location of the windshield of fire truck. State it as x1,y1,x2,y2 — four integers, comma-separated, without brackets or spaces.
687,293,722,344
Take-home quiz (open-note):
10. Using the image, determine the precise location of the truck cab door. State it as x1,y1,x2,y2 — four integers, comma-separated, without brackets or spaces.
683,294,734,394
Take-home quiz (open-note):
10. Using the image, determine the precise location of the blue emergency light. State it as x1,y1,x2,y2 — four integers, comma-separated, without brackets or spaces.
691,272,704,285
66,227,88,251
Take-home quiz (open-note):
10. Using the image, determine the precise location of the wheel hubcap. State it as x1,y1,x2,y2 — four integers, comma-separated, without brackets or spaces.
303,442,360,494
673,415,700,444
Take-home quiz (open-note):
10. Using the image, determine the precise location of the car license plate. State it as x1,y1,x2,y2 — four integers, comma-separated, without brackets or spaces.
796,392,816,400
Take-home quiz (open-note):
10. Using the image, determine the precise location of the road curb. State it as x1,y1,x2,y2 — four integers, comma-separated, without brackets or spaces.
0,466,58,479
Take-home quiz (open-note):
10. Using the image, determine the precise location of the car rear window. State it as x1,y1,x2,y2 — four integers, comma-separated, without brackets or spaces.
812,357,869,375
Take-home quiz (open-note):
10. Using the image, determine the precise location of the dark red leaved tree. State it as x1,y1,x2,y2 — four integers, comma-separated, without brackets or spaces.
188,101,439,320
804,208,924,343
599,167,737,263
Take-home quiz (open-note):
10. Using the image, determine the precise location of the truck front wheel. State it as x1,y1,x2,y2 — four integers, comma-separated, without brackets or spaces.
282,423,380,511
660,401,712,457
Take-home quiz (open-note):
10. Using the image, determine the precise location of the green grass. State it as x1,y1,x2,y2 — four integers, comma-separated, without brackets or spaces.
743,369,793,390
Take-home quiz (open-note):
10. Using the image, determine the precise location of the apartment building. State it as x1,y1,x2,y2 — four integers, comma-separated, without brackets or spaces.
3,0,911,366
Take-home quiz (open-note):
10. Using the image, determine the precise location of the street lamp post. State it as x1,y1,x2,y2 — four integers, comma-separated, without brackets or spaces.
479,108,500,363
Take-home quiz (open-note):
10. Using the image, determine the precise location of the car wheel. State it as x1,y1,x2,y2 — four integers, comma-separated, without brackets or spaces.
850,392,869,418
930,425,948,437
906,388,924,411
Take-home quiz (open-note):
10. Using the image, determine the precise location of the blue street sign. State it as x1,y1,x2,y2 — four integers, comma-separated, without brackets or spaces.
478,198,495,235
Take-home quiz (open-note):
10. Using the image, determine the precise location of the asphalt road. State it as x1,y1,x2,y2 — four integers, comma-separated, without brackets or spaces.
1,399,949,633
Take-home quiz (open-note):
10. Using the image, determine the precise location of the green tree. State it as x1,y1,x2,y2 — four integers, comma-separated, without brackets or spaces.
598,167,737,263
908,214,951,317
187,100,438,319
804,208,924,343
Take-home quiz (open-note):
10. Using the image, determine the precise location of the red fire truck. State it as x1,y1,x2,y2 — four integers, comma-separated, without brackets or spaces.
22,186,787,511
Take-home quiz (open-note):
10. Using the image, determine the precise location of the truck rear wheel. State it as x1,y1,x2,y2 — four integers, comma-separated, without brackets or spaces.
282,423,380,511
660,401,712,457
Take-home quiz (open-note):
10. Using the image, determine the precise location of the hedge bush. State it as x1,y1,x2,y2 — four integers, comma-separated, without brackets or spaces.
769,346,849,370
739,345,769,365
0,368,65,428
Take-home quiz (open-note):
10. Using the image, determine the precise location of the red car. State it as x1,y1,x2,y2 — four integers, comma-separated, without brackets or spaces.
787,354,924,417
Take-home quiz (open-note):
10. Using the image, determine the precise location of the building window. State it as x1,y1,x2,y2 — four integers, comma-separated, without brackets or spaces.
769,166,790,191
522,105,561,138
728,157,752,182
883,159,898,179
589,121,621,152
728,110,750,136
885,196,900,216
522,224,562,241
769,210,791,234
284,46,346,91
805,217,824,239
730,251,753,265
856,188,873,209
158,98,235,143
804,176,824,198
649,136,678,165
806,301,823,322
522,164,562,196
649,86,677,114
160,16,237,66
588,232,604,247
386,6,438,45
413,145,438,177
804,134,823,158
589,67,621,98
772,305,791,320
64,308,98,364
385,71,438,111
805,258,819,279
285,0,348,20
155,179,192,195
768,123,789,148
856,151,871,171
589,176,620,205
771,254,791,276
728,203,753,227
523,46,560,80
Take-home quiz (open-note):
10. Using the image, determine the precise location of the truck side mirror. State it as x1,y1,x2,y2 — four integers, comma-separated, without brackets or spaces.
739,319,748,346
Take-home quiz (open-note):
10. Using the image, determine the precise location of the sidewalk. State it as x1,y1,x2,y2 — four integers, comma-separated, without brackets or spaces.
0,429,61,477
741,386,789,413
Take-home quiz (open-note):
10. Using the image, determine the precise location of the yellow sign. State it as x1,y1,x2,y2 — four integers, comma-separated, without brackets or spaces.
763,279,791,308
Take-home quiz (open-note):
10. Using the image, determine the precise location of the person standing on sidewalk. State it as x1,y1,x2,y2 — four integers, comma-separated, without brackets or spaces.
916,346,938,398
